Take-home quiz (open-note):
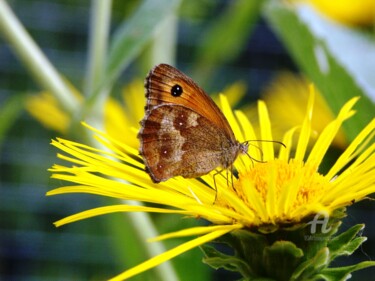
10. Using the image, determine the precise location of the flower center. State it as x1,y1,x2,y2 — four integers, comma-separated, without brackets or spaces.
233,159,330,224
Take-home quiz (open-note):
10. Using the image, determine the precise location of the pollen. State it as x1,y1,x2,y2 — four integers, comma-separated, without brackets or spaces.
232,159,330,224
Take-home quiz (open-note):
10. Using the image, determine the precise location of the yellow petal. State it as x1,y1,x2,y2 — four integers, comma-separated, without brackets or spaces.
110,225,241,281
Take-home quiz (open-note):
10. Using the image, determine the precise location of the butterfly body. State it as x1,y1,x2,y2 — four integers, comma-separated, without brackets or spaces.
138,64,248,183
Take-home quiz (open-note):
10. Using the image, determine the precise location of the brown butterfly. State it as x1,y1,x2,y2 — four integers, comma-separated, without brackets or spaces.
138,64,249,183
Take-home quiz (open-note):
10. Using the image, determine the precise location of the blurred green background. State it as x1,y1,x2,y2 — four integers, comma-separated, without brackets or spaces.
0,0,374,280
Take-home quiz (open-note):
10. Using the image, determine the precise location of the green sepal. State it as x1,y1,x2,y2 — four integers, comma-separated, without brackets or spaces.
202,208,373,280
200,243,281,281
291,247,329,280
201,244,250,276
316,261,375,281
207,229,269,278
263,241,304,280
327,224,366,261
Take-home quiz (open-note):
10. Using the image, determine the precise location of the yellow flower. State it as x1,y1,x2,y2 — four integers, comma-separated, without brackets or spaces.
104,80,145,148
26,80,144,145
301,0,375,26
47,86,375,280
26,90,74,134
243,72,348,149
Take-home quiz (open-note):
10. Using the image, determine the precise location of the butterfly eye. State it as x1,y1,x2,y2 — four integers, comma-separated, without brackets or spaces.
171,84,183,97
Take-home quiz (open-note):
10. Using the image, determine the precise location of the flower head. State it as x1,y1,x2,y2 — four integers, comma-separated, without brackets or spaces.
243,72,348,149
26,80,144,145
48,87,375,280
295,0,375,26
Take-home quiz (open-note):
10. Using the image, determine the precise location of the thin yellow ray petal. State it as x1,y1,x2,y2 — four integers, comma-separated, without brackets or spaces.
47,181,147,200
220,94,244,141
307,97,359,167
52,138,129,168
240,175,268,223
175,177,217,204
257,100,274,160
234,110,260,170
109,225,242,281
326,118,374,180
266,166,277,222
48,171,192,206
323,157,375,202
341,142,375,174
277,181,294,217
149,224,242,242
235,110,258,141
53,205,188,227
234,110,255,172
93,134,142,166
278,127,298,161
330,146,375,189
280,164,304,216
218,186,257,222
82,122,142,163
295,87,314,161
49,172,238,225
93,127,140,157
51,157,150,191
329,185,375,208
181,205,233,224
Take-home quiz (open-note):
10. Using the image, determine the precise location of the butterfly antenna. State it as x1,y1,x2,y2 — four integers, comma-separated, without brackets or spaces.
243,140,286,165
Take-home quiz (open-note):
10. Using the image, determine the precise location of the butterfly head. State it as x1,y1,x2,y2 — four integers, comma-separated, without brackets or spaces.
239,141,249,155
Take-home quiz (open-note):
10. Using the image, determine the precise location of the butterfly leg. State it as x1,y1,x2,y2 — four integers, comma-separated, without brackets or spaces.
211,168,236,203
228,164,235,189
212,169,226,203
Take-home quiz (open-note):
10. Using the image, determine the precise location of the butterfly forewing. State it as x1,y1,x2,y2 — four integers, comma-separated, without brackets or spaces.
145,64,235,139
138,64,246,183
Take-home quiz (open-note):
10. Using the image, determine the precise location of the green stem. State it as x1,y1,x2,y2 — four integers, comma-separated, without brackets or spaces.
149,13,178,67
84,0,111,100
0,0,78,114
80,0,112,131
125,201,180,281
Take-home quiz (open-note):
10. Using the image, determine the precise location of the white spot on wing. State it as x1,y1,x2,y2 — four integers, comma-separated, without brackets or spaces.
187,112,199,127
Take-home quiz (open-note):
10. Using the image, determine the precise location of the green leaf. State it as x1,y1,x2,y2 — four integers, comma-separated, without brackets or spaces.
327,224,366,261
316,261,375,281
107,0,181,83
263,241,304,280
263,1,375,142
87,0,181,104
201,244,250,274
291,247,329,280
193,0,264,82
0,95,25,148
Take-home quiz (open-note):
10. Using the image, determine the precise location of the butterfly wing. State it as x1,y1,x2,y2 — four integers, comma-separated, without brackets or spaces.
144,64,235,140
139,104,237,182
139,63,240,182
